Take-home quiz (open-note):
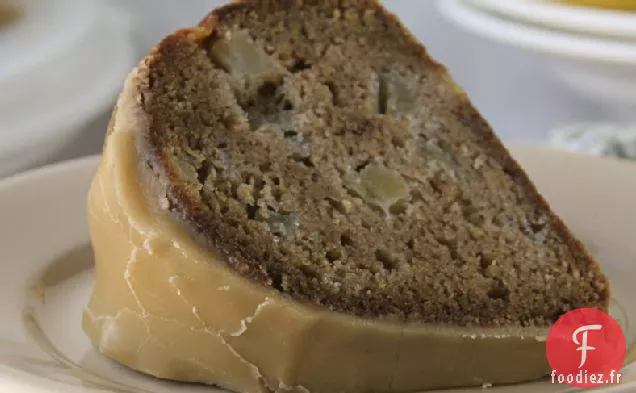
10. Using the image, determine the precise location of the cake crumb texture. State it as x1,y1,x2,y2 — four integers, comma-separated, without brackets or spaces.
134,0,609,327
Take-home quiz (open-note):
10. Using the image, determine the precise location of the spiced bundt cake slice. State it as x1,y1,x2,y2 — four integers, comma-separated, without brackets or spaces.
84,1,610,392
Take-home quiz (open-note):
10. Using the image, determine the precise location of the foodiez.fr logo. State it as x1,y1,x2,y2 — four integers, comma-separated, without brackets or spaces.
546,308,626,388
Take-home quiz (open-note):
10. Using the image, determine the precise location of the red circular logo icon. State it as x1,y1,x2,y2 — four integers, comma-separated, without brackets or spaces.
546,308,626,388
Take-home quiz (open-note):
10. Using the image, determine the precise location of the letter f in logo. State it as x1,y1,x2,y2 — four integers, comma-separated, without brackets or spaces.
573,324,603,368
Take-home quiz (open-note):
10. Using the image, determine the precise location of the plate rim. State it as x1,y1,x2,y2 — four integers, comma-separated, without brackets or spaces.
0,155,100,191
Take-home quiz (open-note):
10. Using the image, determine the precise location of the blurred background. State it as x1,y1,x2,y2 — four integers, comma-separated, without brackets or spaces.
2,0,636,178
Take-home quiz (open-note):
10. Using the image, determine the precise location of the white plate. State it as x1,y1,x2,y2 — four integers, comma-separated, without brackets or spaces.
2,147,636,392
0,4,136,178
466,0,636,41
438,0,636,120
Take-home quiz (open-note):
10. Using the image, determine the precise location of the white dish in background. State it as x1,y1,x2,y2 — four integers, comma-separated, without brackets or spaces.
1,147,636,392
0,0,98,81
466,0,636,41
437,0,636,121
438,0,636,64
0,0,136,178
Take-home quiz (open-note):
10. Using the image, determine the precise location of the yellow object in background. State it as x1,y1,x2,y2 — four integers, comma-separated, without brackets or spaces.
555,0,636,11
0,4,22,28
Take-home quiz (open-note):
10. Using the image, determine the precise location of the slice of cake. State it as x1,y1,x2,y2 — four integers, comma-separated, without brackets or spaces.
83,1,610,392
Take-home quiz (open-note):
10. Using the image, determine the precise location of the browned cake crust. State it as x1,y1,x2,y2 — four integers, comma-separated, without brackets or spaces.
121,0,609,327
